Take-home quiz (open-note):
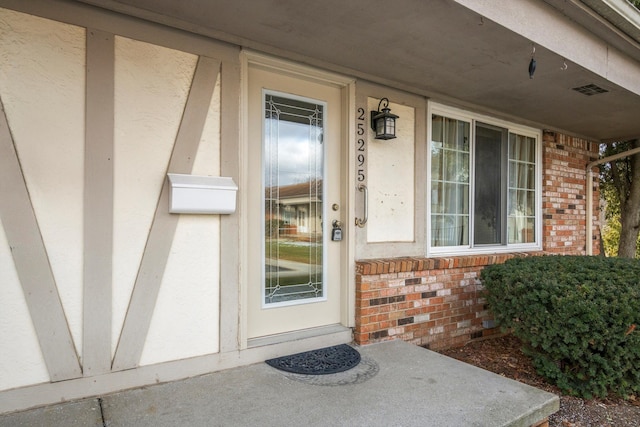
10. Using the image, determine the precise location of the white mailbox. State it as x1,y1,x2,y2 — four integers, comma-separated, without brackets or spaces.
167,174,238,214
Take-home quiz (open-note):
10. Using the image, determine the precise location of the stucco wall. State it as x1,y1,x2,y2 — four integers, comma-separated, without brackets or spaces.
367,98,415,243
112,36,221,365
0,8,84,390
0,8,223,391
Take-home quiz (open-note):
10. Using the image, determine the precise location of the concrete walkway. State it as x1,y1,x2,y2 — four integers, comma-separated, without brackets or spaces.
0,340,558,427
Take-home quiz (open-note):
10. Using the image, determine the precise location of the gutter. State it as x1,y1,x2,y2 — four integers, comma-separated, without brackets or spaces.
586,145,640,255
580,0,640,45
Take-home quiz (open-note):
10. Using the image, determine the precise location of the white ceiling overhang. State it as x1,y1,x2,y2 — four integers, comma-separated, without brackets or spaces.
30,0,640,141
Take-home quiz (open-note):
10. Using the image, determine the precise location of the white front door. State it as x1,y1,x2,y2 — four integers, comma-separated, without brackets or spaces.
246,61,345,340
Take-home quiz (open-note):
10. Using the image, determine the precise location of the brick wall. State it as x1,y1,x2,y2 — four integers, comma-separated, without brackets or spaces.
354,132,601,349
543,131,600,254
355,254,542,349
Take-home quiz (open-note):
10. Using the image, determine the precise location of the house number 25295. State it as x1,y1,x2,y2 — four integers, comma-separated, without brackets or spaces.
356,107,366,182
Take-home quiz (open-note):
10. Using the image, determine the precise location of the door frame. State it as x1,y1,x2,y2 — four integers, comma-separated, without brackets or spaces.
239,51,356,349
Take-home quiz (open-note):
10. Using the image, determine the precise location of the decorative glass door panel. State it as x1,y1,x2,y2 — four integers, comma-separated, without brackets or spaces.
263,93,326,305
247,61,343,340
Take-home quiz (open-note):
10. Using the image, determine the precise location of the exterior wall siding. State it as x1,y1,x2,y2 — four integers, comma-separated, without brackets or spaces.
355,132,601,349
542,130,600,255
0,7,224,393
0,8,85,389
354,254,536,349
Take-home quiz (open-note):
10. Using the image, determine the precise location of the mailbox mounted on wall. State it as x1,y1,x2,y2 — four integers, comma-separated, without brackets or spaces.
167,173,238,214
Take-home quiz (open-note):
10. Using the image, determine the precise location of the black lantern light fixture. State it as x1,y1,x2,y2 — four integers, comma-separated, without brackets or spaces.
370,97,398,140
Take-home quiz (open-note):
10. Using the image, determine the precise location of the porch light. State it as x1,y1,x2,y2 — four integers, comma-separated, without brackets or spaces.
370,97,398,140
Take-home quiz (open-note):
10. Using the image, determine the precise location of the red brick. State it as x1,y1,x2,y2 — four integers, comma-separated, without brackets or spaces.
355,131,599,350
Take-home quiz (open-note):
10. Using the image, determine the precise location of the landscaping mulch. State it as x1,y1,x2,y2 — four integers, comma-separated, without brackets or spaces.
437,334,640,427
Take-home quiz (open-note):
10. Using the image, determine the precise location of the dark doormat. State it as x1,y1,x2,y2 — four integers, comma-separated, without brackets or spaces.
265,344,361,375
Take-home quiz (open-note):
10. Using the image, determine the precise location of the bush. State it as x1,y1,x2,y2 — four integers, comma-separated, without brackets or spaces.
481,256,640,399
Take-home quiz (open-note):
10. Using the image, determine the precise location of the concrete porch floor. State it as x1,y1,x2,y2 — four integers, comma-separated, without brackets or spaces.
0,340,558,427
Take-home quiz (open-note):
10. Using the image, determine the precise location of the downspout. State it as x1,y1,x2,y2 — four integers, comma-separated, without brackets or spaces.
585,146,640,255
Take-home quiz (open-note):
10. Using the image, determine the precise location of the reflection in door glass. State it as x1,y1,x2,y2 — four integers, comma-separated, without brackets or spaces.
264,93,325,305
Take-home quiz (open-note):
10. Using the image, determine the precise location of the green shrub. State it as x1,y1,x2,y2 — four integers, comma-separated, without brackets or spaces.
481,255,640,399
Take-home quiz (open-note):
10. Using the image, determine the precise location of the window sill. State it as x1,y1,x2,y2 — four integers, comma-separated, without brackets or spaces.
356,250,546,275
427,243,542,258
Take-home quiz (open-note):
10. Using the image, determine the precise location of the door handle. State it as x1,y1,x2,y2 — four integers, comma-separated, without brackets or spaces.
355,184,368,228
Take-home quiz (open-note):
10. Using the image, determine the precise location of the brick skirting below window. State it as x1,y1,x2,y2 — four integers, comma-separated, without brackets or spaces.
355,252,545,350
353,131,600,350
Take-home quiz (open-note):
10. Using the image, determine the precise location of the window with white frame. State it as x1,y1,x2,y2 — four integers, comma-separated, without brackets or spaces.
429,106,540,252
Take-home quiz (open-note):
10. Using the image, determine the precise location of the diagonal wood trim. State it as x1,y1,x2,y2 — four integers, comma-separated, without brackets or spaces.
83,29,115,376
112,56,221,371
0,98,82,381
